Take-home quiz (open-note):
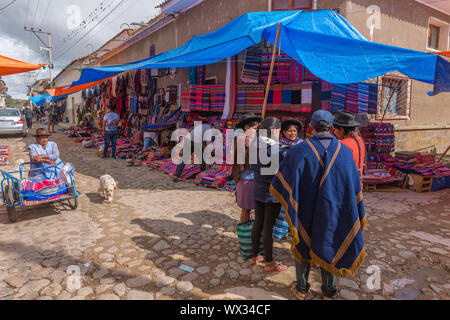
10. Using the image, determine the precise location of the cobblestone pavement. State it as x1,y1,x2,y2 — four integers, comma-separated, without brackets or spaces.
0,127,449,300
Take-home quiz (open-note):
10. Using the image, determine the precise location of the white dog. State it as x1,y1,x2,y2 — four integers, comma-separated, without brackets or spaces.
99,174,117,203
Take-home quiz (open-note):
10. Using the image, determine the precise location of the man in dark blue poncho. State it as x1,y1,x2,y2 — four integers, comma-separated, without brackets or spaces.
270,110,366,300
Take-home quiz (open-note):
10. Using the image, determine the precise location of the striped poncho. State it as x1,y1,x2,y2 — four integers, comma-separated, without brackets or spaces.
270,135,366,277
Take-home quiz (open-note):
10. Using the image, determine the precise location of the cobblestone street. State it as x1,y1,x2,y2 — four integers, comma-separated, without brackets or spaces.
0,128,449,300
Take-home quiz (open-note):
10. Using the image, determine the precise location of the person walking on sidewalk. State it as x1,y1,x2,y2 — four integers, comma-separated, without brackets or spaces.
23,106,34,129
102,105,120,159
270,110,366,300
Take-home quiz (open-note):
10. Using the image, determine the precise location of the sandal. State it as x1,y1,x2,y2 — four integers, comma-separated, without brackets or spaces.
264,262,288,272
291,284,308,300
249,255,264,265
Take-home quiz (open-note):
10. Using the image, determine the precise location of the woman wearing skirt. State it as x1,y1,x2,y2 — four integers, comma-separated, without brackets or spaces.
232,113,261,222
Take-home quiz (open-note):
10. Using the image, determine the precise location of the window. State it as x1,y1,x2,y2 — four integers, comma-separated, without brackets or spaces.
376,76,411,120
272,0,312,11
428,24,440,50
426,17,450,52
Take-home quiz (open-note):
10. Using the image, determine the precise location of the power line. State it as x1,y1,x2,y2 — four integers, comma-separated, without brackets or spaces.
38,0,52,30
54,0,128,62
53,0,113,52
31,0,42,28
0,0,17,11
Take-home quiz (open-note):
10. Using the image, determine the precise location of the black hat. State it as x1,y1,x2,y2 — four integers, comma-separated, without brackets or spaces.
281,119,303,133
236,113,262,129
333,110,361,128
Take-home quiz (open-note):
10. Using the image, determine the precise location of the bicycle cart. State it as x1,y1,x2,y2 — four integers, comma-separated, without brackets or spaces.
0,161,80,222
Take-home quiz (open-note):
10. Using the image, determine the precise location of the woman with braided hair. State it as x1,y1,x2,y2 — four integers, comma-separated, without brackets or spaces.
333,111,366,188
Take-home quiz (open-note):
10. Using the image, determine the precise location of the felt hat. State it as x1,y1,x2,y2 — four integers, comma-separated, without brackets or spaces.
236,113,262,129
281,118,303,133
32,128,51,137
333,110,361,128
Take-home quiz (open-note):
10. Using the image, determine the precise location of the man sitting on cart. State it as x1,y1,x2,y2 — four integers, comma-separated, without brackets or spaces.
28,128,63,179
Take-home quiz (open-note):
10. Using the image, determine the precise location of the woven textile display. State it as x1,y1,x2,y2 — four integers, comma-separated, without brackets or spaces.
209,85,226,112
368,83,378,114
241,46,262,83
235,84,265,114
197,65,206,85
358,82,369,113
291,59,304,83
330,84,347,113
261,54,291,83
189,85,225,112
321,81,333,111
360,122,395,162
345,83,359,113
0,145,9,166
181,91,190,112
303,66,320,81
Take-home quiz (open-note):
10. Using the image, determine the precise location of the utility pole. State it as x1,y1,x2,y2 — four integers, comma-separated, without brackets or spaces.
24,27,53,89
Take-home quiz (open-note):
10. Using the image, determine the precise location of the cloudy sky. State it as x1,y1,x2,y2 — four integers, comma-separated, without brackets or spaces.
0,0,161,99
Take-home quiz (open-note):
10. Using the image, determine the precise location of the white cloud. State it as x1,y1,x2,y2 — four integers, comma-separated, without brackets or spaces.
1,0,160,99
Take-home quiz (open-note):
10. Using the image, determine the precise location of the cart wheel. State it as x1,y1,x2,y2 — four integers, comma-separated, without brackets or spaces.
5,186,18,222
7,206,18,222
67,197,78,210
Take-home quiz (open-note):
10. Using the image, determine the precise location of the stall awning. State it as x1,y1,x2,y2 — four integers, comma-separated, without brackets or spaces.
29,93,68,107
0,54,46,76
50,10,450,97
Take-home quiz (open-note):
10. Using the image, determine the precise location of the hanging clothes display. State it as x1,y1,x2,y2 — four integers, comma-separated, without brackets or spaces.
241,46,262,83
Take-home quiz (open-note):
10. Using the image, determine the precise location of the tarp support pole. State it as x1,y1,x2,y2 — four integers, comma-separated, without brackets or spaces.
261,23,281,119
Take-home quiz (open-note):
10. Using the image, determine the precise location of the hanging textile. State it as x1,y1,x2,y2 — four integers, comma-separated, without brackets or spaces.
330,84,347,113
241,46,262,83
299,81,312,113
261,54,291,84
358,82,369,114
345,83,359,113
303,67,320,81
181,91,190,112
189,67,197,85
197,65,206,85
209,85,226,112
368,83,378,114
291,59,304,83
321,81,333,111
281,84,292,112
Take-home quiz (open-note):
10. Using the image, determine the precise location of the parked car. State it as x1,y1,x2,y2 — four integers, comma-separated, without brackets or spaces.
0,108,27,137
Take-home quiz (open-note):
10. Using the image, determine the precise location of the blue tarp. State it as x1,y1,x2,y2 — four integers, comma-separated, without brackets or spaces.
56,10,450,95
29,93,68,106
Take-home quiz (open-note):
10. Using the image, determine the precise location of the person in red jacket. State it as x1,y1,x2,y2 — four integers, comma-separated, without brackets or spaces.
332,111,365,186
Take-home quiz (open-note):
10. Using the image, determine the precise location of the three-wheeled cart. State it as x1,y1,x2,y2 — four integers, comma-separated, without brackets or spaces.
0,161,80,222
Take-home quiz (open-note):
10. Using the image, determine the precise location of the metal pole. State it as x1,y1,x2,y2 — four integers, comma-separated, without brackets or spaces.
261,23,282,119
47,33,53,89
24,28,53,88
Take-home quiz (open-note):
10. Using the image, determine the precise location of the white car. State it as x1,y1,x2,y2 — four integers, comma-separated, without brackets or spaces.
0,108,27,137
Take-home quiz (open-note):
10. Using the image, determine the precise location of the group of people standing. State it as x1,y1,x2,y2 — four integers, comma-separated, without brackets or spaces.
232,110,367,300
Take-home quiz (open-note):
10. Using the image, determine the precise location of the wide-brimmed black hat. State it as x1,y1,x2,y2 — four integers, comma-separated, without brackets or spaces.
236,113,262,129
333,110,361,128
32,128,52,137
281,119,303,132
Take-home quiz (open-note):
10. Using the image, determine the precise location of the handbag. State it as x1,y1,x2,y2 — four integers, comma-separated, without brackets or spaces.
236,220,263,260
273,207,290,240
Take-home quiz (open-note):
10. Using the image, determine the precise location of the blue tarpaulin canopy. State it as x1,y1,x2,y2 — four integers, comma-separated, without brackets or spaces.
29,93,68,106
50,9,450,97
